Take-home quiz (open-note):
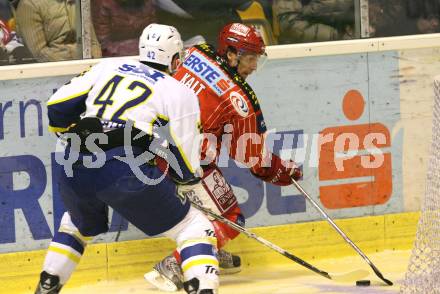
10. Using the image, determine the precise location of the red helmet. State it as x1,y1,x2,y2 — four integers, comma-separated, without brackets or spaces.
217,23,265,56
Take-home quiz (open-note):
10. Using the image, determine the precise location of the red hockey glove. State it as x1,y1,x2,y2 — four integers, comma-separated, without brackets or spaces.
290,167,302,181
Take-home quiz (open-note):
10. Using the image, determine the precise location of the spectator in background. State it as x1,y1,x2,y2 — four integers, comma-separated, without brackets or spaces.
368,0,440,37
0,0,34,65
91,0,156,57
8,0,20,9
0,19,10,65
368,0,407,37
272,0,354,44
406,0,440,34
0,0,14,22
15,0,101,62
156,0,254,46
0,0,14,64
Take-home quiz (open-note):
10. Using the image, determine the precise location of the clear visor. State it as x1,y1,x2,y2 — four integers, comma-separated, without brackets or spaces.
237,51,268,79
257,52,268,72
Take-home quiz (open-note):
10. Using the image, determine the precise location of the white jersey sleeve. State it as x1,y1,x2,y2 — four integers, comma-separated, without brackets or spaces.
160,79,202,181
47,61,105,132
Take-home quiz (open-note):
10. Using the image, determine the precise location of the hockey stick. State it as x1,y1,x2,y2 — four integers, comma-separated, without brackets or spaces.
291,179,393,286
189,200,368,283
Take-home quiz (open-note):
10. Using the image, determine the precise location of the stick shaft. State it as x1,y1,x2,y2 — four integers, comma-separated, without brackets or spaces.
189,200,331,280
291,179,393,285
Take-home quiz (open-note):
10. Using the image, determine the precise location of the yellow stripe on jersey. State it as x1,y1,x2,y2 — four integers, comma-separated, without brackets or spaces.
47,123,77,133
147,113,169,135
48,126,70,133
48,245,81,264
47,87,92,106
182,257,219,273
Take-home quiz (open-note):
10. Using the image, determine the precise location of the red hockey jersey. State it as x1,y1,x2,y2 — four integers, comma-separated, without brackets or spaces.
173,44,297,186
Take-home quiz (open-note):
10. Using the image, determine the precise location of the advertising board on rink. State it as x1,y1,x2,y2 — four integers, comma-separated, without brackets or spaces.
0,45,438,253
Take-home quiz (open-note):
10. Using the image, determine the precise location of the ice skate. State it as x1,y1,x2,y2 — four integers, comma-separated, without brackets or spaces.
144,255,184,292
35,271,63,294
218,249,241,275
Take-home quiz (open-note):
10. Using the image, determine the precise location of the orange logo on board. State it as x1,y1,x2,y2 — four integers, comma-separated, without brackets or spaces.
318,90,392,209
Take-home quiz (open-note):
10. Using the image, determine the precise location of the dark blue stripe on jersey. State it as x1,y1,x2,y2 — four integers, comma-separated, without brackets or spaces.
47,93,88,128
151,117,196,183
52,231,85,255
168,143,196,183
181,243,215,262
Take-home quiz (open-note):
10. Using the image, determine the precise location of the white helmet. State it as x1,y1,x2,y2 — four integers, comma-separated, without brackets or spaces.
139,23,183,72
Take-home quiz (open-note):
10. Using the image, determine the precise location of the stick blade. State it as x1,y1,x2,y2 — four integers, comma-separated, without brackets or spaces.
330,269,370,283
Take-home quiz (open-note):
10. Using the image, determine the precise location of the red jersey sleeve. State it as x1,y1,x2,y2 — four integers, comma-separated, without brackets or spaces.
225,88,297,186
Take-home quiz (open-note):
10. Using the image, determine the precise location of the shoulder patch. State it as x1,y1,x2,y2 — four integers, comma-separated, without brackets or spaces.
229,91,249,117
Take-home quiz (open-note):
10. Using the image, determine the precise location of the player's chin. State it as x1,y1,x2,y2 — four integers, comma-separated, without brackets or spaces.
240,72,251,79
247,69,257,77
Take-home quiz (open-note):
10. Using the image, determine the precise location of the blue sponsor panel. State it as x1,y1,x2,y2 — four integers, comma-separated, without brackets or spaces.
1,76,69,252
0,155,50,243
265,131,306,216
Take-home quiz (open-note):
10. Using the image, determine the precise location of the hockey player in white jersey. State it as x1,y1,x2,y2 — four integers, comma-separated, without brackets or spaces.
35,24,219,294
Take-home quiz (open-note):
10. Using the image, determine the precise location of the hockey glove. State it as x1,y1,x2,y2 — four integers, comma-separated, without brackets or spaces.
291,167,302,181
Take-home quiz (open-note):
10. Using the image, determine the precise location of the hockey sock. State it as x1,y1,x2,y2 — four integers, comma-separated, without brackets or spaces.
177,237,219,290
42,230,91,284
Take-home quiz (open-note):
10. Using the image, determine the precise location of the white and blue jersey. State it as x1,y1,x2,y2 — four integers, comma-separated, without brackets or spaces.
47,58,202,183
47,59,204,236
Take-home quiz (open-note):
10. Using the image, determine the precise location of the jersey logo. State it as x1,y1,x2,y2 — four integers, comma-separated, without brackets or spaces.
182,50,232,95
229,91,249,117
118,63,165,83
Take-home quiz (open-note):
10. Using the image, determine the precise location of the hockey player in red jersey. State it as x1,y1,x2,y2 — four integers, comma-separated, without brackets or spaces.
145,23,302,292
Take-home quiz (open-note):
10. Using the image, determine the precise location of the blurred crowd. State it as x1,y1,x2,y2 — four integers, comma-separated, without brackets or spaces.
1,0,439,66
369,0,440,37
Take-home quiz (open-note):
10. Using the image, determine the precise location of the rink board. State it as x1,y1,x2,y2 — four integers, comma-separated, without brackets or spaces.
0,211,419,293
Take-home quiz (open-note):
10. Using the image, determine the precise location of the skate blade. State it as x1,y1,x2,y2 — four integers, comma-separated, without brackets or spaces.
331,269,370,283
144,270,179,292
